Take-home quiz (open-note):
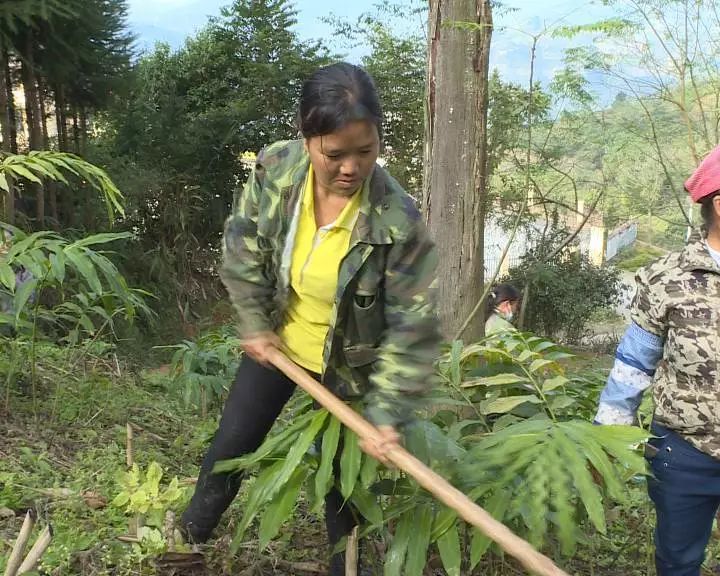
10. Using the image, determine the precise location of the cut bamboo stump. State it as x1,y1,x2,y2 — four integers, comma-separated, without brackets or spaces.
16,525,52,574
268,349,571,576
3,510,35,576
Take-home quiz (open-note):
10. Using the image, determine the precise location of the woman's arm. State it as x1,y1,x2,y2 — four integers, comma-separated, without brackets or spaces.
220,150,276,339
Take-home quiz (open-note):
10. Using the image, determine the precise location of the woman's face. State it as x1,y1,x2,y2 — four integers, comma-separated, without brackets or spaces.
305,120,380,197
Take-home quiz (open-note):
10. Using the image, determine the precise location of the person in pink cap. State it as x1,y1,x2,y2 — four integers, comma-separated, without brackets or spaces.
594,147,720,576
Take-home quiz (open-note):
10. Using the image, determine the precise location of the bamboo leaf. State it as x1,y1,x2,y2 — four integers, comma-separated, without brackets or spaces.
7,164,42,183
470,489,509,568
13,278,38,321
314,416,341,512
340,425,361,499
360,453,379,488
350,484,383,526
258,465,308,550
404,504,433,576
437,524,461,576
64,247,103,293
384,508,413,576
0,261,15,290
232,460,285,548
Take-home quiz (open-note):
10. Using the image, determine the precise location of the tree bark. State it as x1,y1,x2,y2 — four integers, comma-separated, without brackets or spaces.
37,74,49,149
424,0,493,341
4,54,17,154
0,44,12,154
72,106,80,154
54,84,68,151
79,106,88,155
20,31,44,225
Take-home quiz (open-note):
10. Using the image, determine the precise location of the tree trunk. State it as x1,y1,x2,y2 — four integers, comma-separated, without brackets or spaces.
0,46,14,223
0,44,12,154
20,32,44,225
72,106,80,154
4,54,17,154
37,74,49,149
54,85,68,151
79,106,88,155
423,0,493,341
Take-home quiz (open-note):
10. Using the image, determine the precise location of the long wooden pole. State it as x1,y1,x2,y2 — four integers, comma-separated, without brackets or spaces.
268,349,570,576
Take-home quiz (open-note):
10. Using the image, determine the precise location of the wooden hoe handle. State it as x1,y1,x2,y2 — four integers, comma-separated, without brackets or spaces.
268,349,571,576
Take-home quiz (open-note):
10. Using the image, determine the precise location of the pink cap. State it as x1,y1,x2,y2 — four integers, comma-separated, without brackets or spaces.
685,145,720,203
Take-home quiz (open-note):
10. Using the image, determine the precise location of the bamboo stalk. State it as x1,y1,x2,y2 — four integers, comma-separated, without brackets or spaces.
4,510,35,576
345,526,359,576
268,350,570,576
16,525,52,574
126,423,134,468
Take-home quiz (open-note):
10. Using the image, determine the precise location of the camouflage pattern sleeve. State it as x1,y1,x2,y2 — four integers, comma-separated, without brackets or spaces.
630,263,670,338
363,215,442,427
219,150,275,339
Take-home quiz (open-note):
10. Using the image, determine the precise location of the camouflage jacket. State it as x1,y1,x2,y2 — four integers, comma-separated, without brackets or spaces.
220,140,441,427
633,240,720,457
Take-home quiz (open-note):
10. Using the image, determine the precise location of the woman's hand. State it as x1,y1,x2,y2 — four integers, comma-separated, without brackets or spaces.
360,425,401,466
241,331,282,365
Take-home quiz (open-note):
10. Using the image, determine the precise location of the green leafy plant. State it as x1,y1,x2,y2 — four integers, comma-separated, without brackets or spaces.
504,241,621,342
0,225,152,407
112,461,186,529
0,151,125,223
159,326,242,416
219,331,649,575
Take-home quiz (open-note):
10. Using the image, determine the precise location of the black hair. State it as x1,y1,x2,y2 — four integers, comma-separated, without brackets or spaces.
298,62,383,140
486,283,521,316
700,191,720,232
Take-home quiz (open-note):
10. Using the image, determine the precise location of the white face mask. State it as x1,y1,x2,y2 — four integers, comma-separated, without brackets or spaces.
500,309,514,322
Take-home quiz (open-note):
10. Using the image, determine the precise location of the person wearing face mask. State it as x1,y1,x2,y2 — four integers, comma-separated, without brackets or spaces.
179,62,441,573
484,283,521,335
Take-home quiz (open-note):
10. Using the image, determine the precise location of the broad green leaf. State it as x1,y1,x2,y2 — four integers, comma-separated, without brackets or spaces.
461,373,530,387
340,425,361,499
267,410,328,499
7,164,42,183
13,278,38,320
258,465,307,550
437,524,461,576
350,484,383,526
542,375,569,392
550,395,576,411
480,395,541,415
49,251,66,283
360,453,379,488
0,261,15,290
64,247,103,293
470,489,509,568
405,504,433,576
384,508,413,576
314,416,341,512
233,460,285,547
431,506,457,540
0,173,9,192
552,428,606,533
529,358,555,373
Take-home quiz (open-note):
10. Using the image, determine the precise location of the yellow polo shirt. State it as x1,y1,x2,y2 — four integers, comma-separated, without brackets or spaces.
279,166,362,373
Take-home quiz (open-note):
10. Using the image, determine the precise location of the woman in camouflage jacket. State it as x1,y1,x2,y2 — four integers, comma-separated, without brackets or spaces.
181,62,441,573
595,146,720,576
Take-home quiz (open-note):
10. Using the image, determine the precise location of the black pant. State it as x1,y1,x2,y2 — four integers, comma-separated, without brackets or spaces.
181,355,357,573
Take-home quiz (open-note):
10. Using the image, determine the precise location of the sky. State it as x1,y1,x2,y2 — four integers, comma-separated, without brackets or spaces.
126,0,617,95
